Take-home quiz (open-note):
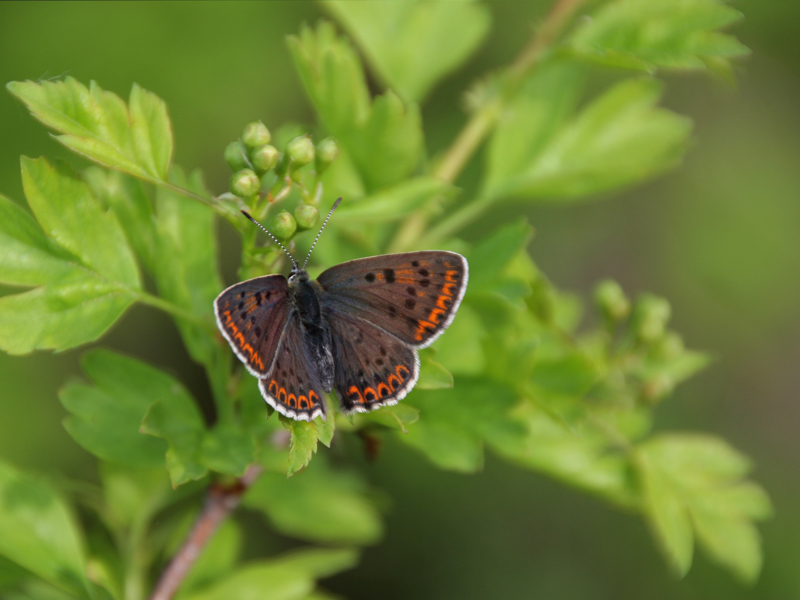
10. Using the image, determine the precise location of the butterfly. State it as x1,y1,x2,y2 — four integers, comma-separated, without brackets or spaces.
214,198,468,421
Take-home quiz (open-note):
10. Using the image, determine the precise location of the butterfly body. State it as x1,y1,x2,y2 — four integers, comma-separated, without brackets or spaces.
216,232,468,421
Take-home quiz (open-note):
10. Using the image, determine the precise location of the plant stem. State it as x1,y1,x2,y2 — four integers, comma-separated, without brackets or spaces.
136,293,215,334
390,0,585,250
148,465,263,600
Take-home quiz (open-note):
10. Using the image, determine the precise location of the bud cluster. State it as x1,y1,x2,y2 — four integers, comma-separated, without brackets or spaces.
224,121,340,242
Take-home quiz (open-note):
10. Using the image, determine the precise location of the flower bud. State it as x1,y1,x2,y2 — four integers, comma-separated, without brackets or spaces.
286,135,315,168
251,144,280,174
224,141,249,172
315,138,339,173
229,169,260,198
633,294,671,344
294,204,319,230
594,279,630,323
242,121,271,149
270,210,297,240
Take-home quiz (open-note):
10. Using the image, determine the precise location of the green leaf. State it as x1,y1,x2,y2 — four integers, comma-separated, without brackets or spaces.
485,76,692,201
244,457,382,545
288,22,424,191
59,349,175,467
182,548,358,600
0,158,141,354
153,167,222,366
99,463,172,531
7,78,172,182
139,367,209,487
0,460,89,597
323,0,490,102
417,349,454,390
284,420,319,477
83,168,158,274
431,304,486,376
636,434,771,582
466,220,533,291
569,0,750,75
198,424,256,477
335,177,455,221
359,403,420,433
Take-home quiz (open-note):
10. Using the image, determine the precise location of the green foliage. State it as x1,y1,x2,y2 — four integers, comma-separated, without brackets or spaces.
0,2,767,599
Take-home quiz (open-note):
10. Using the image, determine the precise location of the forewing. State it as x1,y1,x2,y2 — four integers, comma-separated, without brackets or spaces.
324,309,419,414
317,251,468,348
214,275,289,377
260,313,327,421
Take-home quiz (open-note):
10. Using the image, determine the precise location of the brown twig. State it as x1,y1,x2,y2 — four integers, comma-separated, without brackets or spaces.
148,465,263,600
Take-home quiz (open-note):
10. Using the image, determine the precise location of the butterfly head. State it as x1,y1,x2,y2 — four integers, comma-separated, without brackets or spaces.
288,267,310,287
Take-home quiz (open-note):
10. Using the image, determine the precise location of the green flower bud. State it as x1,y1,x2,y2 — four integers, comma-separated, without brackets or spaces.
229,169,260,198
315,137,339,172
286,135,315,168
270,210,297,240
642,374,674,404
294,204,319,230
633,294,671,344
242,121,271,149
594,279,630,323
251,144,280,174
224,140,249,172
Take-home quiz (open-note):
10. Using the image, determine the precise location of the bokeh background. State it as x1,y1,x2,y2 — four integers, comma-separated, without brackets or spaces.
1,1,798,598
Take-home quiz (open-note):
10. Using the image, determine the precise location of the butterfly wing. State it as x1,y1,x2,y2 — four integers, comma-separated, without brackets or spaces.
324,309,419,414
317,251,468,348
260,312,327,421
214,275,290,377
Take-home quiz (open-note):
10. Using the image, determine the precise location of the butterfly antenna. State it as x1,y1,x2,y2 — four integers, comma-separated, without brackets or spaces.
240,210,299,270
302,197,342,269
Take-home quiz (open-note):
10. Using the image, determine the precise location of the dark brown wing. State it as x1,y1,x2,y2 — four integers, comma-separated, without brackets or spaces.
317,251,468,348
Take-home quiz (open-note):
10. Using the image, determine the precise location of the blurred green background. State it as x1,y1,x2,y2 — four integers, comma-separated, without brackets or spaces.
1,1,798,598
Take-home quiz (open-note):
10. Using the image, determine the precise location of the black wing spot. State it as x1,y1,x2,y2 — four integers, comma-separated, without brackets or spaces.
282,370,287,377
365,273,376,283
255,292,262,306
384,268,396,283
255,327,262,337
388,306,398,318
239,291,246,299
405,298,416,310
239,312,247,320
420,279,430,287
419,268,429,276
411,260,420,267
237,301,244,310
380,346,387,356
406,286,416,296
376,358,384,366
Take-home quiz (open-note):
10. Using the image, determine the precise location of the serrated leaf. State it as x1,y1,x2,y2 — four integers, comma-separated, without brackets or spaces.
636,434,771,582
59,349,177,467
485,76,692,202
288,22,423,191
284,420,319,477
335,177,455,221
315,412,336,448
153,166,221,366
569,0,750,74
83,168,158,274
0,158,141,354
7,78,172,182
324,0,489,102
0,460,89,597
244,458,382,545
182,548,358,600
198,424,256,477
139,369,208,487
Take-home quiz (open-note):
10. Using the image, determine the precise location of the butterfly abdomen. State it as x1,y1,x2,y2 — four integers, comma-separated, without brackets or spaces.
290,275,335,393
